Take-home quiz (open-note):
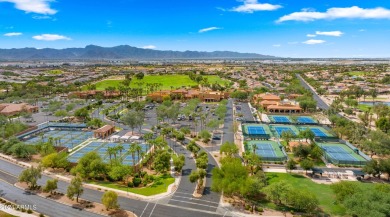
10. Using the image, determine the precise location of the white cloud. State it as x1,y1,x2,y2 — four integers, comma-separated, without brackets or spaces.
142,45,156,49
4,32,22,37
359,29,366,32
32,34,71,41
316,31,343,37
273,44,281,47
277,6,390,22
199,27,222,33
232,0,282,13
216,7,226,12
0,0,57,15
303,39,326,45
32,15,52,19
306,34,316,37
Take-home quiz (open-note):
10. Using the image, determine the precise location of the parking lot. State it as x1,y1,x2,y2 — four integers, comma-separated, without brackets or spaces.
234,101,255,122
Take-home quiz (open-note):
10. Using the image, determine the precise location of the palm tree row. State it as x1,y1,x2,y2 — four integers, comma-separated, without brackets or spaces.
106,144,125,165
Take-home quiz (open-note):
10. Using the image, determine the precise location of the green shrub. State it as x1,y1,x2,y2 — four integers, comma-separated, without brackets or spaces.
27,209,33,214
127,181,134,188
256,207,263,212
133,177,142,187
40,214,45,217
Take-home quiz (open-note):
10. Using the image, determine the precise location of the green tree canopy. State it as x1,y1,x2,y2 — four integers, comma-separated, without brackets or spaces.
71,151,107,179
102,191,119,210
67,176,84,202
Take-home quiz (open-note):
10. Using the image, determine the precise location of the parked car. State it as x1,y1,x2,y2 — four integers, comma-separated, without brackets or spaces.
212,136,221,140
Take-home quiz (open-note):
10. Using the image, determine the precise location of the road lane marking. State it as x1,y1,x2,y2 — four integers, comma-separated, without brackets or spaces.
171,195,219,205
139,202,149,217
169,199,219,209
0,169,18,178
148,199,159,217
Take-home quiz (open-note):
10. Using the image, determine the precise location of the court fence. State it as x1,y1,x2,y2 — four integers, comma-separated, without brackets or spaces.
17,122,88,140
341,140,371,161
322,152,367,167
241,125,271,140
261,156,287,162
242,133,271,140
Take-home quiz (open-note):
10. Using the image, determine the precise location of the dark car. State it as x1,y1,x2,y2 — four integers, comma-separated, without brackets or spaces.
212,136,221,140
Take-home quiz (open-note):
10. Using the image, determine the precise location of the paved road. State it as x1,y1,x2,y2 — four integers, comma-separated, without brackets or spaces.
296,74,329,110
239,102,255,122
166,136,221,212
0,170,104,217
91,101,224,215
0,158,226,217
221,99,234,144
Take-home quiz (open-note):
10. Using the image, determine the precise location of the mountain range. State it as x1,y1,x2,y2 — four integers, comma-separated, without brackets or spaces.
0,45,275,60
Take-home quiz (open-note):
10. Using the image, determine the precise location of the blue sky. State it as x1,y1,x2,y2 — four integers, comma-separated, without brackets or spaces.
0,0,390,57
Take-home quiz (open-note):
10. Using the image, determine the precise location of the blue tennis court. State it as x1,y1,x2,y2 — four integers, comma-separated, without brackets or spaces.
311,128,327,137
270,115,291,123
322,146,358,161
274,126,296,136
69,142,149,166
297,116,316,124
24,130,93,149
247,126,266,135
255,143,276,157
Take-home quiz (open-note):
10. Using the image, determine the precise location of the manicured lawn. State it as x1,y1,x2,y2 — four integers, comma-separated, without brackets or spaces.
88,174,175,196
266,172,346,215
88,75,228,91
357,104,372,112
265,173,379,216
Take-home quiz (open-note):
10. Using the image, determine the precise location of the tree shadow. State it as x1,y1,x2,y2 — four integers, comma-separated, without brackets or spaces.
181,168,192,176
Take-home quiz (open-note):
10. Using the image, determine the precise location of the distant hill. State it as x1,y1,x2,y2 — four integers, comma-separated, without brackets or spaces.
0,45,275,60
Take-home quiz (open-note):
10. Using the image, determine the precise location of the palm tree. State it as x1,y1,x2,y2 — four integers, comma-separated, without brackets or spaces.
116,144,124,157
251,143,257,155
144,132,154,151
134,144,144,173
107,147,116,165
129,143,138,169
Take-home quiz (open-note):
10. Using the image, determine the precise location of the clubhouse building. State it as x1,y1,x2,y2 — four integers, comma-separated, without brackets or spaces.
0,103,39,116
147,89,230,102
253,93,303,114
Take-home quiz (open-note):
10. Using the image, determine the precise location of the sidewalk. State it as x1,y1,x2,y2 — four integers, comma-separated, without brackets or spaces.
1,151,181,201
0,207,36,217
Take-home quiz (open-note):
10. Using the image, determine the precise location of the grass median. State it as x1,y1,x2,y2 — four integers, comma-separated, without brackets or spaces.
87,174,175,196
